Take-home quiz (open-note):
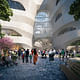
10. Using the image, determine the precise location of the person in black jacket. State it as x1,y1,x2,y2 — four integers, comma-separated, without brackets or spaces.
25,49,29,63
18,49,21,60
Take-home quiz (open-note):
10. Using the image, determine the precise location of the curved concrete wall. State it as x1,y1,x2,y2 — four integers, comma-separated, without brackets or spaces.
49,0,80,49
1,0,79,49
53,30,80,48
0,0,43,49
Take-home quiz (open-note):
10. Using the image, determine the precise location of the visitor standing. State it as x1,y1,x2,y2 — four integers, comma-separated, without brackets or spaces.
65,50,68,59
45,50,48,58
43,50,46,58
25,49,29,63
29,50,32,63
33,48,38,65
18,49,21,60
49,49,54,61
31,49,34,55
73,50,76,57
58,49,61,60
21,49,25,63
61,49,65,61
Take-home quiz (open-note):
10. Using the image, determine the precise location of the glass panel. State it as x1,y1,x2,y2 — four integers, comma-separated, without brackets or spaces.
7,0,25,10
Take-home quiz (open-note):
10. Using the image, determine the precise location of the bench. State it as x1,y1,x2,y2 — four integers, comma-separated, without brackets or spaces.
60,60,80,80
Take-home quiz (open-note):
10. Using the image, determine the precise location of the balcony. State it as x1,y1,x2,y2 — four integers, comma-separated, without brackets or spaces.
54,30,80,48
7,36,32,48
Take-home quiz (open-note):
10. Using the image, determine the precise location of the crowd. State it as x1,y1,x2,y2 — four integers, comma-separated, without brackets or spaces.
38,48,77,61
0,48,38,67
0,48,77,67
0,50,18,67
18,48,38,65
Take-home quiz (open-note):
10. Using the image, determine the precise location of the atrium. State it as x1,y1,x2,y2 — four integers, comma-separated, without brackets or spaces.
0,0,80,50
0,0,80,80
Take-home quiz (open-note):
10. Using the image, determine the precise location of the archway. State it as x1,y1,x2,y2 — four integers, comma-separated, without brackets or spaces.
66,39,80,52
33,11,52,47
33,39,52,50
33,11,53,49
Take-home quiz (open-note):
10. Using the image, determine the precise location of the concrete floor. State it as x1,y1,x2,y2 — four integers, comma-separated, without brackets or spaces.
0,56,67,80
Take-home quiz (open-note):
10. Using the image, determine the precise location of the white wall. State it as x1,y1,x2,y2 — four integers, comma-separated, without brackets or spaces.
50,0,80,49
0,0,43,49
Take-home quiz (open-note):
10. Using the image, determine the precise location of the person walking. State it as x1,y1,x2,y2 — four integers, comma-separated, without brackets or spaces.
29,51,32,63
25,49,29,63
31,49,34,55
52,49,55,60
61,49,65,61
18,49,21,60
33,48,38,65
73,50,76,57
21,49,25,63
58,49,62,60
65,50,68,59
49,49,54,61
45,50,48,58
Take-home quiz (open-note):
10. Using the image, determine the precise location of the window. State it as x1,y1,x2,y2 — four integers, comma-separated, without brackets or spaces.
35,12,48,22
2,29,22,36
34,12,49,35
55,13,62,22
7,0,25,11
35,31,41,34
56,0,60,5
58,27,76,36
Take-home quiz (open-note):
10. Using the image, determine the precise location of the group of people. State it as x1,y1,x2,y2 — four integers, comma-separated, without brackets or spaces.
18,48,38,65
0,48,38,67
0,50,18,67
0,47,77,67
38,48,77,61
